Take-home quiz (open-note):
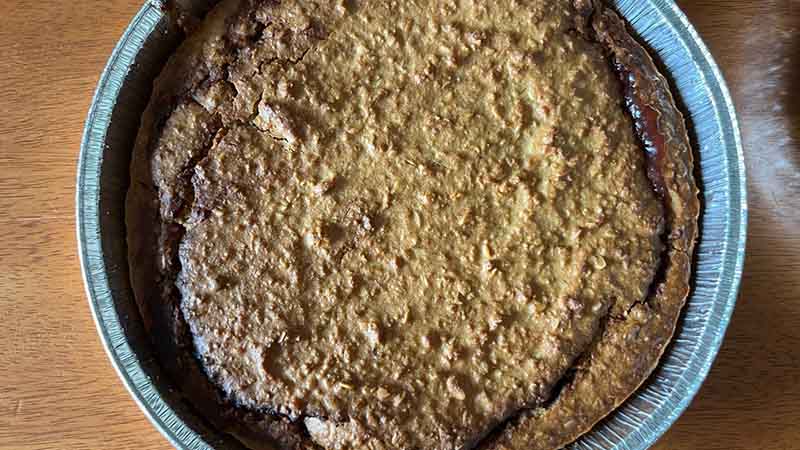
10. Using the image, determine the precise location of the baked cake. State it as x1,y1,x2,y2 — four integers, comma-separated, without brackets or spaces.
126,0,699,448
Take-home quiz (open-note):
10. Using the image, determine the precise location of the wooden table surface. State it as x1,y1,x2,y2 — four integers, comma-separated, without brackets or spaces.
1,1,798,449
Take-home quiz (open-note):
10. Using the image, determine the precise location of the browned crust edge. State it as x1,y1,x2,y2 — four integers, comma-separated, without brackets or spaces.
485,2,700,449
127,1,320,449
126,1,700,449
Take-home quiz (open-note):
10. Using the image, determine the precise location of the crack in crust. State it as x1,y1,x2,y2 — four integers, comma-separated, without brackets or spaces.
128,1,331,449
482,3,699,450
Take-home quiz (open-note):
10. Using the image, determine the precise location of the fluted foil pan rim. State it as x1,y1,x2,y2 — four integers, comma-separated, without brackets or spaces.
77,1,747,449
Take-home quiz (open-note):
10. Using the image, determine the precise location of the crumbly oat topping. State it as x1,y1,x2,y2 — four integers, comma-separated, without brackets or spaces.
127,0,696,449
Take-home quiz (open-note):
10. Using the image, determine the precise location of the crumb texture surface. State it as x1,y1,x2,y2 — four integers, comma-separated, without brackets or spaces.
127,0,697,449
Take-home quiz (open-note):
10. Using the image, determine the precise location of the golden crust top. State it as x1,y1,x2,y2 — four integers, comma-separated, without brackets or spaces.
127,1,697,449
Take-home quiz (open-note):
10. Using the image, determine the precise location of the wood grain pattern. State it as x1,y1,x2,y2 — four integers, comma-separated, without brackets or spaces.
0,1,797,449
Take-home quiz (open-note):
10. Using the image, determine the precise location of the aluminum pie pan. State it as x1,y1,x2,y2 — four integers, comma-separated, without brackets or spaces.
76,0,747,448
